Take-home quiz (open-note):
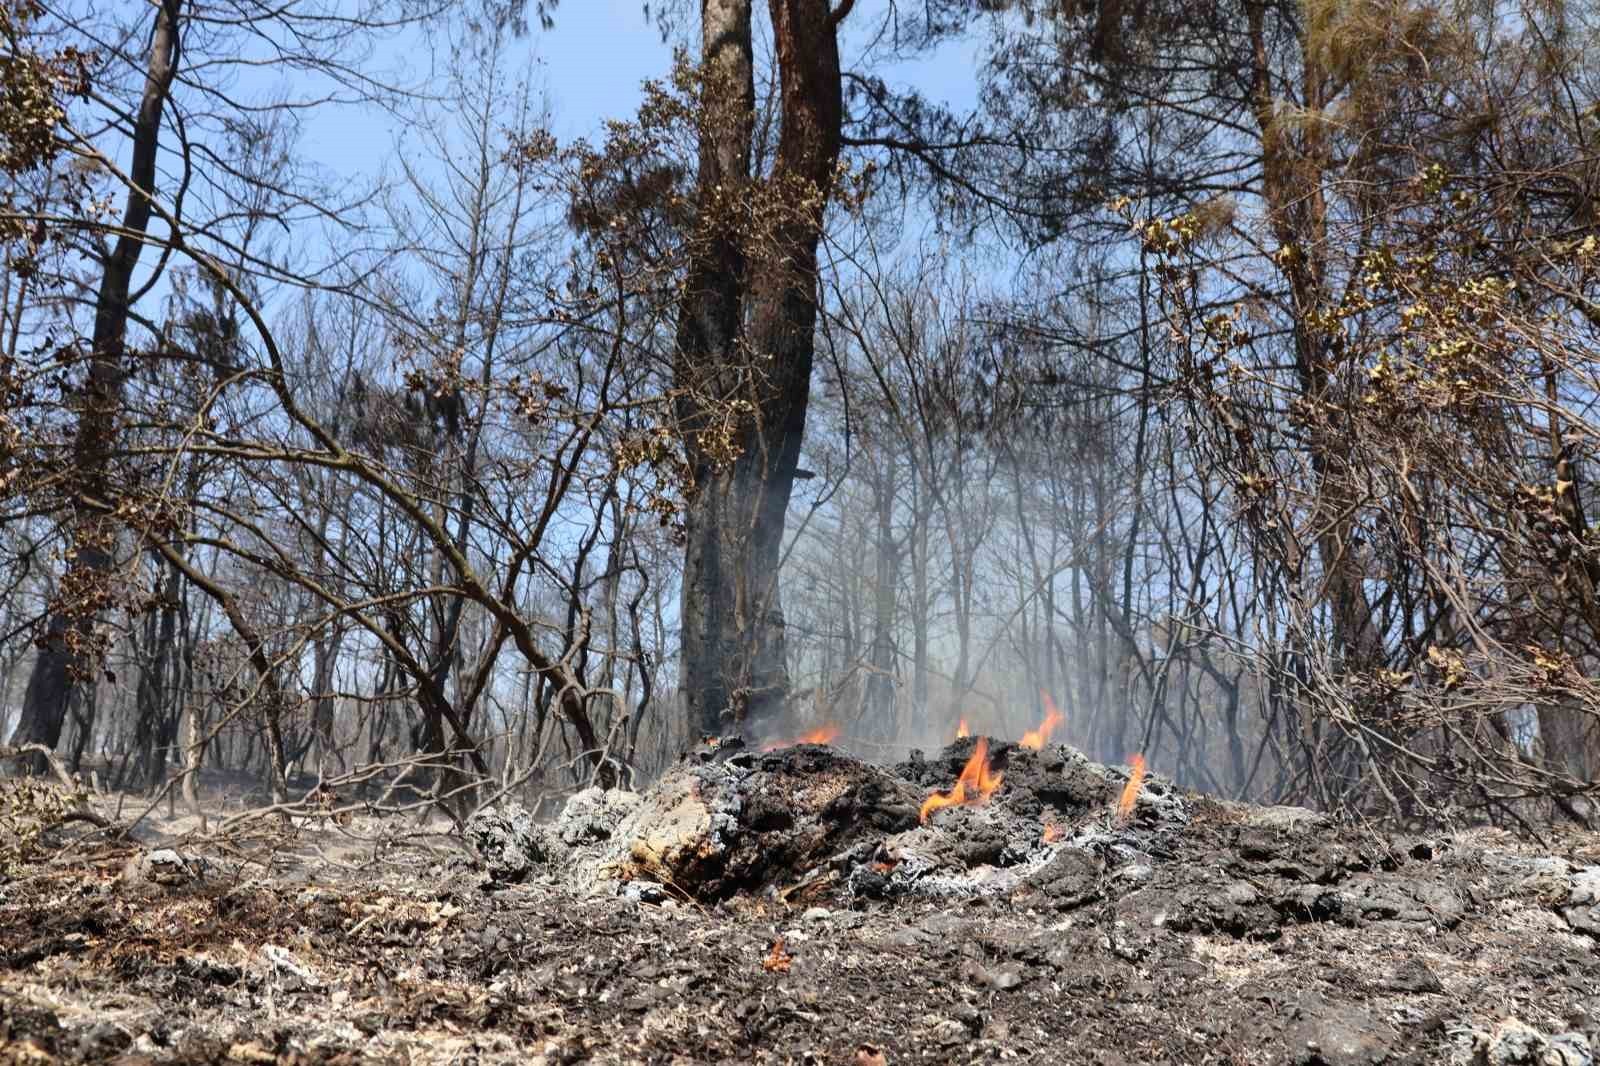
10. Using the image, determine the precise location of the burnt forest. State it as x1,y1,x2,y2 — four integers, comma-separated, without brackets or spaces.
2,0,1600,1062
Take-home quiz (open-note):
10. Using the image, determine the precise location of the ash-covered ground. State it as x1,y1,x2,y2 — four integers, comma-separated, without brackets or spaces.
2,739,1598,1065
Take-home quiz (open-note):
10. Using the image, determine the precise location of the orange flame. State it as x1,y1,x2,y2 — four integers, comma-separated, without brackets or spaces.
762,937,793,973
919,737,1004,823
1116,753,1147,824
955,718,970,738
798,723,840,745
762,723,841,751
1019,692,1065,750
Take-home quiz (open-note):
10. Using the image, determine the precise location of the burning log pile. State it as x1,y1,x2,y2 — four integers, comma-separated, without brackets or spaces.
855,737,1183,903
467,731,1186,908
468,738,923,902
468,726,1600,968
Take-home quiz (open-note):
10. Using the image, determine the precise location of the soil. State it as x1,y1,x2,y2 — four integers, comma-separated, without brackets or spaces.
2,742,1599,1065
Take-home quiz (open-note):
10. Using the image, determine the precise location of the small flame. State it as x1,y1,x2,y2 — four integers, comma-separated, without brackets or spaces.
762,937,793,973
919,737,1004,823
761,723,841,751
1041,819,1065,844
1019,691,1065,750
1116,753,1147,824
797,723,840,745
956,718,970,738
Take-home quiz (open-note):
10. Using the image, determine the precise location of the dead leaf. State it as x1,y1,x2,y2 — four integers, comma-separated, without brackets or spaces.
855,1044,888,1066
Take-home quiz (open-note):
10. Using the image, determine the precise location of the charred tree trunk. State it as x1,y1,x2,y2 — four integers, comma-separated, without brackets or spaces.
309,624,342,772
675,0,848,738
910,485,931,717
155,544,291,810
865,459,899,737
1534,409,1600,792
10,0,181,769
131,553,181,788
1246,0,1383,673
676,0,755,740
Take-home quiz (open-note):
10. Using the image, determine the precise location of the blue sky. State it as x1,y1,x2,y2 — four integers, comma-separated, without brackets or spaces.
540,0,678,140
537,0,986,138
296,0,985,190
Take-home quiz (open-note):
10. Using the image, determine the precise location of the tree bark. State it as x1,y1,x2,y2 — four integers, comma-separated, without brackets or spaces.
131,552,181,788
865,457,899,737
154,542,291,810
10,0,181,768
676,0,847,738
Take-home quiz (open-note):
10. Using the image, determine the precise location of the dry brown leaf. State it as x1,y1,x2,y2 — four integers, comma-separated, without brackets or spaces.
855,1043,888,1066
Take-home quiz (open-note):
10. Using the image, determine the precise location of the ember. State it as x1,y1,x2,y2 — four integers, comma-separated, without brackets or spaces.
1116,753,1147,824
1042,819,1065,844
762,937,793,973
1019,692,1065,750
762,723,841,751
919,736,1004,823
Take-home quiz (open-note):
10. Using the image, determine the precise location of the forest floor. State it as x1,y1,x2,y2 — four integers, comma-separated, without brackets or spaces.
2,769,1599,1065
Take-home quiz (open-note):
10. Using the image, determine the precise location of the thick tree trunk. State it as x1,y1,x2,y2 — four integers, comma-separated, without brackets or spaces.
676,0,847,738
675,0,754,740
10,0,181,768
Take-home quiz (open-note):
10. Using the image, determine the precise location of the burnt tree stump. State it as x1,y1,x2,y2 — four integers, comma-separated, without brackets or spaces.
596,741,922,900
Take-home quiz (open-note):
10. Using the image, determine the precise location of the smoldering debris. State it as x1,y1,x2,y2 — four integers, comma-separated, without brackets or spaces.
466,736,1600,957
469,737,1180,905
6,739,1600,1065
